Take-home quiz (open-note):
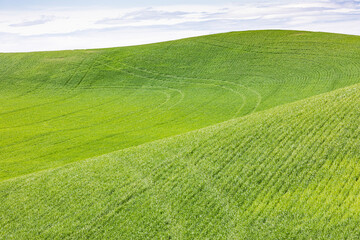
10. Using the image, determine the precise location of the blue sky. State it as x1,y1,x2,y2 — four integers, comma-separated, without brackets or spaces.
0,0,359,52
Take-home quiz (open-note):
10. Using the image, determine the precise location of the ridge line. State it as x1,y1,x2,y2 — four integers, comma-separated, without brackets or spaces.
1,82,359,184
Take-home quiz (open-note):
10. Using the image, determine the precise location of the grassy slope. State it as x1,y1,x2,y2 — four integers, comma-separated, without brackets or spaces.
1,30,360,180
1,83,359,239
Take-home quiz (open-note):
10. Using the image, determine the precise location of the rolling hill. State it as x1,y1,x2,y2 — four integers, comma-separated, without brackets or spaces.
1,30,360,181
1,30,360,239
1,82,359,239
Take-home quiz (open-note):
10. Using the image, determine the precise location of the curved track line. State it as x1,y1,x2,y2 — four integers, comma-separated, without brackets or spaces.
120,61,261,116
97,55,248,117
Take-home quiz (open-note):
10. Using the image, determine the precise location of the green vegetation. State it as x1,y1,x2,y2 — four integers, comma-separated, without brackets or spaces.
1,30,360,180
1,30,360,239
1,82,359,239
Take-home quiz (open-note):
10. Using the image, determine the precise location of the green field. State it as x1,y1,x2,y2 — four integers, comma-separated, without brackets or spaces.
1,30,360,239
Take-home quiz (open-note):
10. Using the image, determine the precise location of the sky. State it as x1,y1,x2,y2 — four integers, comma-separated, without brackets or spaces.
0,0,359,52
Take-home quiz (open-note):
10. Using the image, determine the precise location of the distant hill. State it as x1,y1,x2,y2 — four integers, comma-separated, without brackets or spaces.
1,30,360,180
1,30,360,239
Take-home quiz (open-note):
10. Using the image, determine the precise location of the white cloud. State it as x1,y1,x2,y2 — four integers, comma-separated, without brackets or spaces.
9,15,56,27
0,0,359,52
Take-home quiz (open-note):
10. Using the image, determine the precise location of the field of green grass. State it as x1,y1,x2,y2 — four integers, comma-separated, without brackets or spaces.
1,30,360,239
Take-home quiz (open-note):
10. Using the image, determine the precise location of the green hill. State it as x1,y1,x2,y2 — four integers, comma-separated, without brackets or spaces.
1,30,360,239
1,30,360,180
1,82,359,239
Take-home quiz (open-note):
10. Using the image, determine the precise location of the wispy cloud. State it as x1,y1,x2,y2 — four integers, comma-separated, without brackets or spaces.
97,8,192,25
0,0,359,52
9,15,56,27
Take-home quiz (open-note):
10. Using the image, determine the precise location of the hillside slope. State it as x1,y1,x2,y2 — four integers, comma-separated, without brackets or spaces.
1,83,359,239
1,30,360,180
